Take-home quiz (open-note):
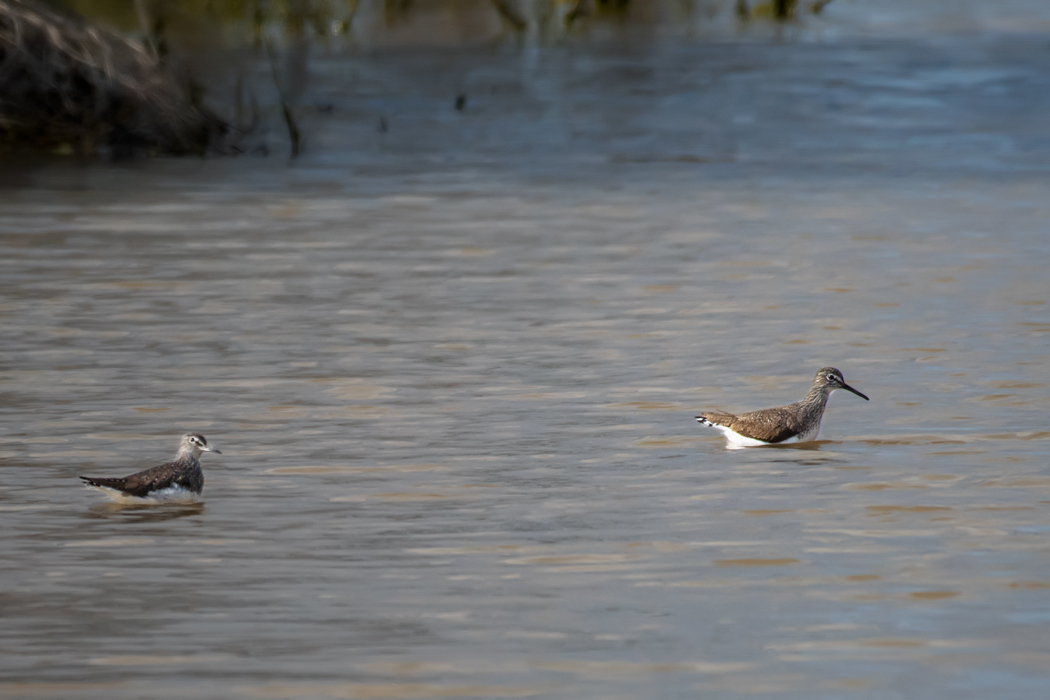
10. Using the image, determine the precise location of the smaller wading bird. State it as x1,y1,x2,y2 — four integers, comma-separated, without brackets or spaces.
80,433,221,504
696,367,869,449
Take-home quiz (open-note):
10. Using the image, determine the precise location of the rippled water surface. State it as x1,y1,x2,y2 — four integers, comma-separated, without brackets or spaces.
2,30,1050,700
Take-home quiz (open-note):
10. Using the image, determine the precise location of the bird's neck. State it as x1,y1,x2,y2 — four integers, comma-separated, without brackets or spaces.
800,385,833,412
176,447,202,461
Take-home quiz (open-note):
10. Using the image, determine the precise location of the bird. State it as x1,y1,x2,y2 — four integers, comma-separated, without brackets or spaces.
696,367,869,449
79,433,221,504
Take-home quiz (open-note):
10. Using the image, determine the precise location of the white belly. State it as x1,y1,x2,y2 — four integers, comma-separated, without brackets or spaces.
711,425,805,450
90,484,201,505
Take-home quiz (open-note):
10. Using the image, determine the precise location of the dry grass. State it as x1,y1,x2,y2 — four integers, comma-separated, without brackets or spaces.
0,0,228,155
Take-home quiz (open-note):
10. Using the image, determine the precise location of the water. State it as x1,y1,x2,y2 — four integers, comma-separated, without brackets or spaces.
2,28,1050,700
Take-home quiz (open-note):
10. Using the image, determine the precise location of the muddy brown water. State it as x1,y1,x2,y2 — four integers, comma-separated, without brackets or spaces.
2,28,1050,700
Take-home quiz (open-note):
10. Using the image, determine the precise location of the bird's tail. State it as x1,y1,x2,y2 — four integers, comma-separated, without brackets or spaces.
80,476,126,490
696,411,734,428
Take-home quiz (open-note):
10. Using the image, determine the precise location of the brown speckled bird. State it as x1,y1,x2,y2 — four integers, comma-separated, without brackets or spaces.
697,368,868,449
80,433,221,503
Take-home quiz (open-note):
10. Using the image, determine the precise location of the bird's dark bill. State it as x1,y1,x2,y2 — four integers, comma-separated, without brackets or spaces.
841,382,869,401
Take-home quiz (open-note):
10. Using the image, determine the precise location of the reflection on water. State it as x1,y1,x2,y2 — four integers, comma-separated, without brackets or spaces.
82,502,206,522
2,17,1050,700
58,0,806,54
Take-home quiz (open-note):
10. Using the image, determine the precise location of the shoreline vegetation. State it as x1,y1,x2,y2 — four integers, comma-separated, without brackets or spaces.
0,0,230,156
1,0,824,158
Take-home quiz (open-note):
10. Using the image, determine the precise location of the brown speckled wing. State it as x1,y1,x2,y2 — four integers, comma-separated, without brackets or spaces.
81,460,203,497
118,461,185,497
728,406,806,443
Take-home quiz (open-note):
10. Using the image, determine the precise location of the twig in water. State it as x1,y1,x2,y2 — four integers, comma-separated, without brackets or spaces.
265,40,300,158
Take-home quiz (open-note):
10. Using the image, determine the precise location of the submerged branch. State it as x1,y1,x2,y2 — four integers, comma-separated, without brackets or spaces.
266,39,301,159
